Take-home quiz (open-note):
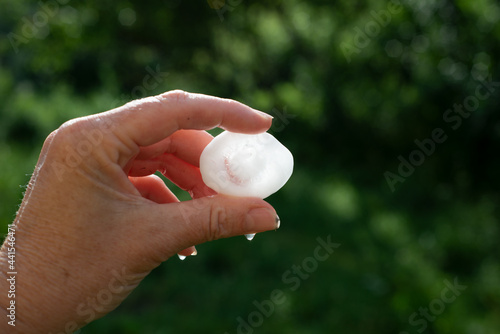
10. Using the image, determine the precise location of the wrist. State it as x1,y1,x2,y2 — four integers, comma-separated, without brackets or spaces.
0,238,40,333
0,215,76,333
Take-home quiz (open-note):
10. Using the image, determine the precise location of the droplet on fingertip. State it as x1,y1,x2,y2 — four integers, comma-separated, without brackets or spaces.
245,233,256,241
276,215,280,229
178,254,187,260
191,249,198,256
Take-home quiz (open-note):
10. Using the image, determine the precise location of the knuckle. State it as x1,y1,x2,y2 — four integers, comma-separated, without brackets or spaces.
207,203,228,241
223,98,242,109
159,89,189,104
48,118,87,149
44,116,113,166
42,129,59,148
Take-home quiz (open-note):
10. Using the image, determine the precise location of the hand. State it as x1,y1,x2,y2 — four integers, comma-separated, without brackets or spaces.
0,90,279,333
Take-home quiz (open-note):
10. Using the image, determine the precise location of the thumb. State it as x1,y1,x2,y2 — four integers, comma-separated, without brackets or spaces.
136,195,279,261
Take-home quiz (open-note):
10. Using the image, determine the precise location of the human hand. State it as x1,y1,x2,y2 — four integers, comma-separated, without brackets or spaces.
0,90,279,333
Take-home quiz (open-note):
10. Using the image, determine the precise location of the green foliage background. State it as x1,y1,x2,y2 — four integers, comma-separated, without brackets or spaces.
1,0,500,333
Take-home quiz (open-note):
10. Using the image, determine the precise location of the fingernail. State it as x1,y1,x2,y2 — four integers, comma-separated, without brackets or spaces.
246,207,276,232
253,109,274,120
276,214,280,229
245,233,256,241
178,254,187,261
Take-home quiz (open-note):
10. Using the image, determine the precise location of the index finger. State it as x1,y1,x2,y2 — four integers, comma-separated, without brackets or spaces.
135,130,214,167
110,90,273,147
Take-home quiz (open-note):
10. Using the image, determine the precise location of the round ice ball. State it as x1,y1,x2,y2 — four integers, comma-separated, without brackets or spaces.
200,131,294,199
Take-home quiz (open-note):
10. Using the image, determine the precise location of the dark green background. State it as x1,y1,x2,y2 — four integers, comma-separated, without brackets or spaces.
1,0,499,333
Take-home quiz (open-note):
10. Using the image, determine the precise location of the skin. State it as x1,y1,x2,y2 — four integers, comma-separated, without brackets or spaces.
0,90,278,333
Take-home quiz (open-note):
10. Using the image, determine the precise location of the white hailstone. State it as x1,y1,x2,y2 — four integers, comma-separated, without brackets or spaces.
200,131,294,199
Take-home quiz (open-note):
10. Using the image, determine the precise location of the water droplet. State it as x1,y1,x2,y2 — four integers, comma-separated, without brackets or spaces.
245,233,256,241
